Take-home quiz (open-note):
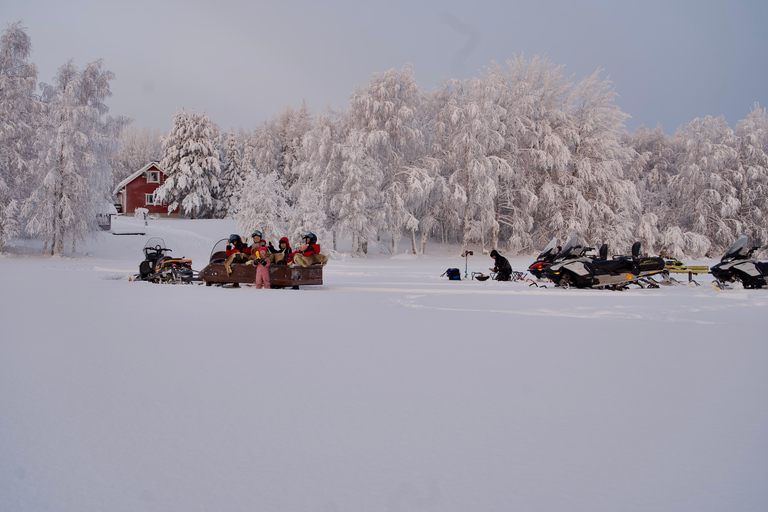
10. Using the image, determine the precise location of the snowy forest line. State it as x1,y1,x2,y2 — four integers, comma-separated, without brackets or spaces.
2,22,767,258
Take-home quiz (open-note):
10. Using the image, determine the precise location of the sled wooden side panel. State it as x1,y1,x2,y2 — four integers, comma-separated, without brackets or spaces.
198,263,323,287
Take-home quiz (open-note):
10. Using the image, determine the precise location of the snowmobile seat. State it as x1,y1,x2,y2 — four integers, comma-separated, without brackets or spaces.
592,257,632,274
209,250,227,264
599,244,608,260
631,241,642,260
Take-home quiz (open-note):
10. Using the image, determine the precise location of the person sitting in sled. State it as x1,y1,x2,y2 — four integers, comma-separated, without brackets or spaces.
490,249,512,281
268,236,292,264
287,232,328,267
250,245,271,289
245,230,266,265
224,234,251,276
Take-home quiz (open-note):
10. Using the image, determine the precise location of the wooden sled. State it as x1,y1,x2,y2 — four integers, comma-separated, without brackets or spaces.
198,250,323,288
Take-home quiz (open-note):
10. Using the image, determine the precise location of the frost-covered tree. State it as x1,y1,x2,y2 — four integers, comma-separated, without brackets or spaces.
435,78,508,254
217,128,248,217
496,56,572,252
303,107,348,251
237,170,288,242
155,108,221,218
276,100,314,194
0,22,42,249
346,65,426,253
665,115,738,255
109,125,164,188
622,125,674,252
560,70,638,251
733,103,768,245
330,128,384,255
26,59,127,254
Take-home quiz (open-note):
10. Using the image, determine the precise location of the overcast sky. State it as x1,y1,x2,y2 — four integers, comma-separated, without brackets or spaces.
4,0,767,134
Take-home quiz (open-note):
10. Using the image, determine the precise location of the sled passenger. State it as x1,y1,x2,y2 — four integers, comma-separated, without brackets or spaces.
490,249,513,281
251,245,271,289
268,236,292,265
288,232,328,267
245,230,265,265
224,234,250,276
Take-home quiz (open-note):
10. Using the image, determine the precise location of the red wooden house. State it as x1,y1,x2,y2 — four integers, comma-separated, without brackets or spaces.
113,162,173,216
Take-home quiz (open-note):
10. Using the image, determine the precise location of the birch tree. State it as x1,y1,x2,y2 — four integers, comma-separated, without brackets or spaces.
0,22,42,249
26,59,127,254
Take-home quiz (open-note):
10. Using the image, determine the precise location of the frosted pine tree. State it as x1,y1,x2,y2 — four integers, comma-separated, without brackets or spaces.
218,128,247,217
276,101,314,195
26,60,127,255
0,22,42,249
155,109,221,218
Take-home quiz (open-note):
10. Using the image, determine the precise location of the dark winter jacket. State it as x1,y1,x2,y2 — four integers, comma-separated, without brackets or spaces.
269,237,292,256
490,250,512,272
226,240,250,257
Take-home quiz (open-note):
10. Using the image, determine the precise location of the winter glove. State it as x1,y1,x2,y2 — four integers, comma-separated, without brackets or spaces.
260,259,268,266
268,242,276,251
227,244,232,251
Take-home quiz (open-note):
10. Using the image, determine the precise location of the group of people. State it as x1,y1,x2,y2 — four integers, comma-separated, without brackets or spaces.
224,231,327,289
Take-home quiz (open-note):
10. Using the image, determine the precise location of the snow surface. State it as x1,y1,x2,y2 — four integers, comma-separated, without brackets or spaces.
1,216,767,512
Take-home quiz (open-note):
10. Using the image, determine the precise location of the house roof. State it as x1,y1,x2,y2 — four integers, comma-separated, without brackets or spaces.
112,162,164,197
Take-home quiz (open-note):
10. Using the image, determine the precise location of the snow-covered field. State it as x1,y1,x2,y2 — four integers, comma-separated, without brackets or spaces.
2,217,767,512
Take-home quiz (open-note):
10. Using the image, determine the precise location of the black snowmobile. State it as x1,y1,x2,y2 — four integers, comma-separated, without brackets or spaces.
710,234,768,289
528,237,559,279
542,234,666,289
136,237,194,284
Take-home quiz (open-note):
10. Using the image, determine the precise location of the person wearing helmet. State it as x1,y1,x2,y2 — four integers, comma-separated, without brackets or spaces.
268,236,292,264
245,230,266,265
490,249,512,281
288,232,327,267
224,234,250,276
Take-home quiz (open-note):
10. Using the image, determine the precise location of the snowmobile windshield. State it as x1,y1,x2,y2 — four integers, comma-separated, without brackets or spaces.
723,234,750,260
538,237,558,259
556,234,581,259
143,237,166,255
210,239,230,262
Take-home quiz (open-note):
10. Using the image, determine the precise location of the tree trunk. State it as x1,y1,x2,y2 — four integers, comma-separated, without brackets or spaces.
411,228,417,255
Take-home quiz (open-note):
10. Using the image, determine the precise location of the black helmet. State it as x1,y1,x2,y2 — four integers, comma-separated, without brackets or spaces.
228,234,242,244
304,232,317,245
251,230,263,239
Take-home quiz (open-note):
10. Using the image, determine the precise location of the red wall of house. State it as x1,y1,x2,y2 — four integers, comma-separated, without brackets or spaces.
124,166,169,215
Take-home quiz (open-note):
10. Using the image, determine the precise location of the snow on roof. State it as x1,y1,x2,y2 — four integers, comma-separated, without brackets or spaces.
112,162,164,197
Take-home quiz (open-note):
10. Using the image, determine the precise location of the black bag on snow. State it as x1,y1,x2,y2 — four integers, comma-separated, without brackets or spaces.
442,268,461,280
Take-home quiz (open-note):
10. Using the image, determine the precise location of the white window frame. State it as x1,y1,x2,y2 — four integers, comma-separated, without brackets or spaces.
145,193,155,205
147,171,160,183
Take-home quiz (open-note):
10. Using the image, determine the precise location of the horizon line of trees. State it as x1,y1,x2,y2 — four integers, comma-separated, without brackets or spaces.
3,22,767,258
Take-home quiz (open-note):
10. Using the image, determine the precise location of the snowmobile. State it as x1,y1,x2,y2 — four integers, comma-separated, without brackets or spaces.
710,234,768,289
528,237,559,279
136,237,194,284
541,234,666,290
